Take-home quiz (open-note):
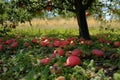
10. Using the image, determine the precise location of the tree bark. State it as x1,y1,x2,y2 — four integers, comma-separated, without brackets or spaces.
74,0,90,40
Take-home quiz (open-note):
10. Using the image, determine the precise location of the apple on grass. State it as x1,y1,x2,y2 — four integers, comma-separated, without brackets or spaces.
0,38,2,43
6,40,12,45
51,48,65,58
66,55,81,67
113,41,120,48
11,42,18,48
71,49,82,56
32,38,38,44
92,49,104,57
40,58,51,65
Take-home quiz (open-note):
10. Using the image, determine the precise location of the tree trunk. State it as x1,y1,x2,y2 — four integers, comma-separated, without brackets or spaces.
75,0,90,40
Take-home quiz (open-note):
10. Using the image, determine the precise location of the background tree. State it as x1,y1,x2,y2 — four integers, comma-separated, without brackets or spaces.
0,0,120,39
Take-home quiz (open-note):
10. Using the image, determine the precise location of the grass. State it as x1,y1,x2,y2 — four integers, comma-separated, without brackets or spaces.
17,16,120,29
14,16,120,38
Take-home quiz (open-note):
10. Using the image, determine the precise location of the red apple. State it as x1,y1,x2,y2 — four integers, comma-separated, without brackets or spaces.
40,41,47,46
79,38,85,44
11,42,18,48
0,38,2,43
104,40,112,45
54,48,65,56
70,40,76,46
32,38,38,44
53,40,61,47
113,41,120,48
98,37,103,43
40,37,47,41
86,12,90,16
92,49,104,57
67,37,73,43
40,58,51,65
40,39,50,46
71,49,82,56
6,40,12,44
85,40,92,45
50,53,57,58
66,55,81,67
60,40,68,46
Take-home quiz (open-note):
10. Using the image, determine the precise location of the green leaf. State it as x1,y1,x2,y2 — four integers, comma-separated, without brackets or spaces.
113,73,120,80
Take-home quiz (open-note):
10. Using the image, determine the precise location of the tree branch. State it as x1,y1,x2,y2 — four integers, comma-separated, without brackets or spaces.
52,5,75,13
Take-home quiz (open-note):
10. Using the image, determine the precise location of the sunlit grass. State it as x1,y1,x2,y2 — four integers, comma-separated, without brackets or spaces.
14,16,120,37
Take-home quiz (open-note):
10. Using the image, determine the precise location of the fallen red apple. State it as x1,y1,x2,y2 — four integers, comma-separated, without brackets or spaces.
60,40,68,47
40,58,51,65
71,49,82,56
0,38,2,43
67,37,73,43
11,42,18,48
113,41,120,48
50,53,57,58
40,39,50,46
85,40,92,45
53,40,61,47
66,55,81,67
104,40,112,45
98,37,103,43
92,49,104,57
54,48,65,56
11,38,17,42
32,38,38,44
6,40,12,44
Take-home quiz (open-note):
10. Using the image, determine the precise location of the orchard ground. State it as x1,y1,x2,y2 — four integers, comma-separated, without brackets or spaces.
1,17,120,80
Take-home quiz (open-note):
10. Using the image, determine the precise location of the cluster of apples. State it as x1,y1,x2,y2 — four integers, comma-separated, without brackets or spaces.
31,37,94,47
0,38,18,51
98,37,120,48
40,48,82,66
39,47,106,75
39,47,105,66
39,48,82,74
25,37,77,48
